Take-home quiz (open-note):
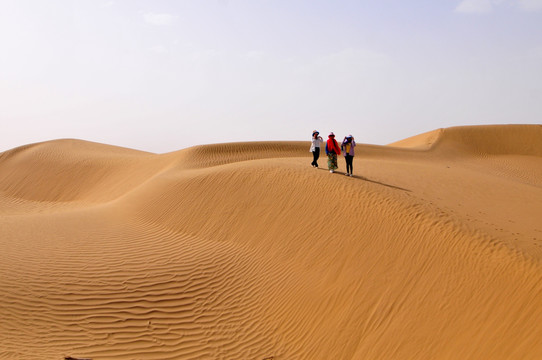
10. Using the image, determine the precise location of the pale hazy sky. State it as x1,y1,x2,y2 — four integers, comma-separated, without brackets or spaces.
1,0,541,153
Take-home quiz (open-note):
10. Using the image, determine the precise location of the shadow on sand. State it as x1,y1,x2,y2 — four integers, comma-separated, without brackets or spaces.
315,167,411,192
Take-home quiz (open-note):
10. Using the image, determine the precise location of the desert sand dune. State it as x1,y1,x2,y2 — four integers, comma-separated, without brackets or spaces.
1,125,542,359
391,124,542,156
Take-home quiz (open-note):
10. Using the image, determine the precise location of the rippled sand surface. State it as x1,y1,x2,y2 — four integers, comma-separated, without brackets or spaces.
1,125,542,359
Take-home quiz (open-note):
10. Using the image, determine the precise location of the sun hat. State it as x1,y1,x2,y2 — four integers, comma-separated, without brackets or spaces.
346,134,352,138
312,130,319,136
329,132,335,136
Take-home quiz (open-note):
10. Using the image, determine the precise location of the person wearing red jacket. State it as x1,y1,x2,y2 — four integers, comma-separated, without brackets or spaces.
325,132,341,173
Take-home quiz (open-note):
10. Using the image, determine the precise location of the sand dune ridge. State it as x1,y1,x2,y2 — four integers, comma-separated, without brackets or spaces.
391,124,542,157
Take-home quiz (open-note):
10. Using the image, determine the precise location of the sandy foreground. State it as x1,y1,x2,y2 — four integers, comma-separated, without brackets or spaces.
1,124,542,359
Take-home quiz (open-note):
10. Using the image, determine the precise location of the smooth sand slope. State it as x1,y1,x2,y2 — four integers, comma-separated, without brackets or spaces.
1,124,542,359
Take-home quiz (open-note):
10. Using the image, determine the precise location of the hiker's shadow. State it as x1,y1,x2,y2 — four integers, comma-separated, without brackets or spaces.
317,168,411,192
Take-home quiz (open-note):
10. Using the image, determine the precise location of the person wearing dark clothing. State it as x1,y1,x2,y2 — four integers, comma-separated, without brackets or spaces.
341,135,356,177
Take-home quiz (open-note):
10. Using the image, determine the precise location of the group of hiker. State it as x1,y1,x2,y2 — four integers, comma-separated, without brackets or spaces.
310,130,356,177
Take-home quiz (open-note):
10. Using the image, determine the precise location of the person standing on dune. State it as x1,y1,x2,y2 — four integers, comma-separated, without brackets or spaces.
341,135,356,177
310,130,324,168
326,132,341,173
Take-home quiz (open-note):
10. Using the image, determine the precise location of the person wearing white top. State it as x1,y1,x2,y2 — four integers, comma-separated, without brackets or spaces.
310,130,324,168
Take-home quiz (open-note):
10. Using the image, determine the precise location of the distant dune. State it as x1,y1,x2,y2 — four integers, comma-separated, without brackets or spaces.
1,124,542,359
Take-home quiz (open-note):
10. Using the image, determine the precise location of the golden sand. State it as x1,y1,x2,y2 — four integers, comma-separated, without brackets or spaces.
1,124,542,359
